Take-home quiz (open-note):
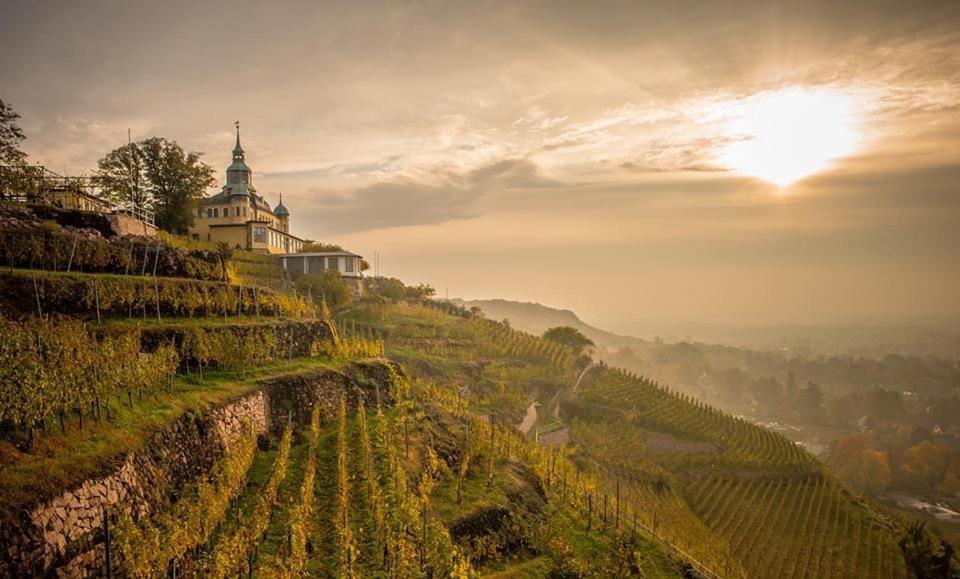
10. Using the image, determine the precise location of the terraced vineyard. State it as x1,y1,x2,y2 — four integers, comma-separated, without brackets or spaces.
338,301,917,578
0,207,926,576
571,359,909,578
683,474,907,578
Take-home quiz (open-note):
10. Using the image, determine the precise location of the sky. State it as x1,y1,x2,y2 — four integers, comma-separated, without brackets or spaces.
2,0,959,330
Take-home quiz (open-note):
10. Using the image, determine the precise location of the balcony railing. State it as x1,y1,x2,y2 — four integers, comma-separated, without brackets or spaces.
0,164,155,225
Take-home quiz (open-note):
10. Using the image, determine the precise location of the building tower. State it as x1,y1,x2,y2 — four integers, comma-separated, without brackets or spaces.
274,192,290,232
225,121,254,198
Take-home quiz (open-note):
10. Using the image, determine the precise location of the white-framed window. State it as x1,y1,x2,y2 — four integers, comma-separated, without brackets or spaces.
253,226,266,243
345,257,354,272
327,257,338,270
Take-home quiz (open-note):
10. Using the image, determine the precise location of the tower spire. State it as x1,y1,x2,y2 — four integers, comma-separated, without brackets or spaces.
234,121,242,152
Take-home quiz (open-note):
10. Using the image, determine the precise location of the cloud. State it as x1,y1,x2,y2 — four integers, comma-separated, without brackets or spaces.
302,158,558,235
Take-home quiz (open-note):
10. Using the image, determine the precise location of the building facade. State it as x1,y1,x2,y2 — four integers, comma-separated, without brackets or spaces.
278,251,364,280
188,126,303,254
280,251,365,298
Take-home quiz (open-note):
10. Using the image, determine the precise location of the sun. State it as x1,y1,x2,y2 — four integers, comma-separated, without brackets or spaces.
717,87,861,186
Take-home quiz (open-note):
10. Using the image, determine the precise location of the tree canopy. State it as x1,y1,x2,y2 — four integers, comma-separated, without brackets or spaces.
542,326,594,353
898,522,956,579
364,277,436,302
97,137,215,233
294,271,353,310
0,99,27,165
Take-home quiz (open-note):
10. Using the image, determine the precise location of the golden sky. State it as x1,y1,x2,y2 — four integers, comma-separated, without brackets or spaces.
2,0,958,328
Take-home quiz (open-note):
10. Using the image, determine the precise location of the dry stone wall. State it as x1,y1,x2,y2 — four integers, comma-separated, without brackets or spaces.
2,390,270,578
0,362,396,577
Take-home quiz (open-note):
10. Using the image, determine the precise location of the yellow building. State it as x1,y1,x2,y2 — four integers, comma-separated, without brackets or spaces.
189,126,303,254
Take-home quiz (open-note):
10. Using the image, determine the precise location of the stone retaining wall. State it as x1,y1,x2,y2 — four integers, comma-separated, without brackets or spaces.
107,213,157,238
0,361,396,577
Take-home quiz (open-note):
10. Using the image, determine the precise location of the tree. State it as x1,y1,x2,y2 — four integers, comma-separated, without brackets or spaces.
96,142,147,210
835,446,892,495
898,440,951,493
140,137,215,234
0,99,27,165
295,271,353,310
368,277,406,301
798,382,825,423
899,522,956,579
97,137,214,233
298,241,345,253
543,326,594,354
785,370,797,401
404,283,435,300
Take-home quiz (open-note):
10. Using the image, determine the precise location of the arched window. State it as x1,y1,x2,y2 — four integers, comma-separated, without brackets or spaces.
213,208,219,217
206,208,212,218
198,208,204,217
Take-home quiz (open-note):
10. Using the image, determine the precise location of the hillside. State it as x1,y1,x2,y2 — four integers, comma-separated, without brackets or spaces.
339,302,916,578
0,207,682,577
456,298,641,349
0,205,948,577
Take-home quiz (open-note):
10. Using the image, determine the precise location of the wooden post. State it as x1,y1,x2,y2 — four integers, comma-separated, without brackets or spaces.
94,278,101,324
66,231,78,272
587,492,592,530
31,272,42,317
602,493,607,528
615,478,621,531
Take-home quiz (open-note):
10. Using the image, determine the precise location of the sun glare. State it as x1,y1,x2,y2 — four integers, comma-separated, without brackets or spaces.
717,87,860,186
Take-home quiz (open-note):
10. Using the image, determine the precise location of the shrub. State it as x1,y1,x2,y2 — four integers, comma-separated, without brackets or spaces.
294,270,353,310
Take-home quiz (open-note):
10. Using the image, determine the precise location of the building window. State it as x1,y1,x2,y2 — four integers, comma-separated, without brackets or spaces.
345,257,354,272
198,208,204,217
206,208,212,217
213,208,219,217
327,257,339,270
253,226,266,243
191,234,199,240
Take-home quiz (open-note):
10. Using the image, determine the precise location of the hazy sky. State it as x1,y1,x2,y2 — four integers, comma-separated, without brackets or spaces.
2,0,959,328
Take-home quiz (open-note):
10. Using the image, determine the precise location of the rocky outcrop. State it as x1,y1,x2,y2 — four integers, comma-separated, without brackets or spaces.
0,361,396,577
